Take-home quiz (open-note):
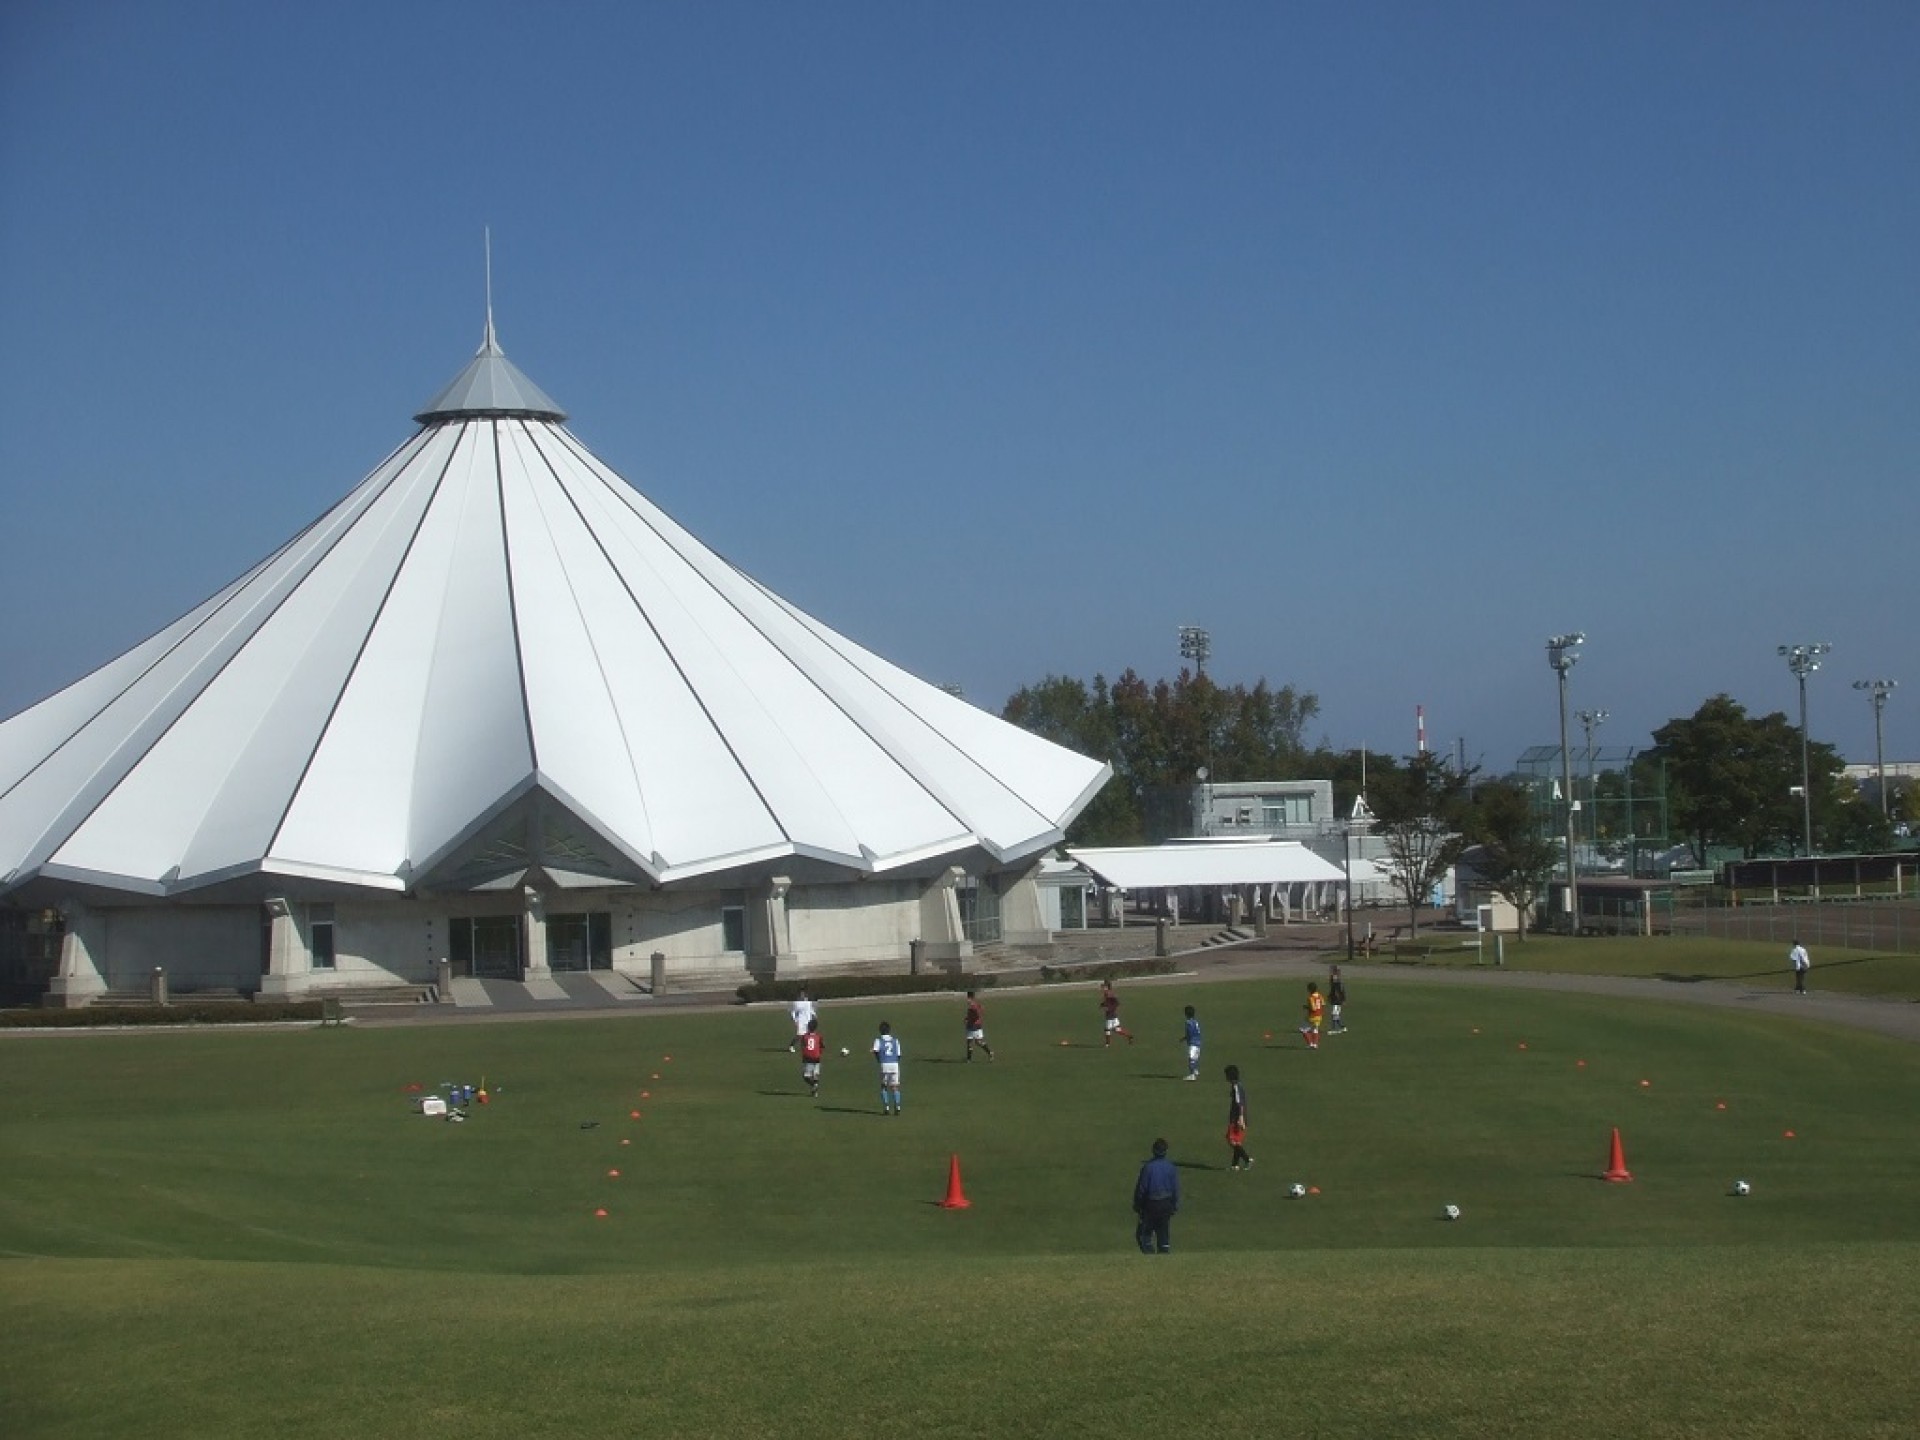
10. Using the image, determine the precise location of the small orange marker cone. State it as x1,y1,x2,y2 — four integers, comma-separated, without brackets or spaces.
607,1168,621,1178
938,1153,972,1209
1715,1101,1727,1111
1059,1038,1070,1047
1518,1042,1528,1051
663,1055,672,1062
1576,1060,1587,1068
1783,1129,1796,1139
651,1073,661,1081
640,1091,651,1099
594,1208,609,1218
1639,1079,1651,1088
620,1138,631,1146
1308,1186,1321,1195
630,1109,640,1119
1603,1126,1634,1183
1264,1031,1273,1040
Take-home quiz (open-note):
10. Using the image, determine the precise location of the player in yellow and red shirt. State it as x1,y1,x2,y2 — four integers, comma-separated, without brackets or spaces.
1301,982,1325,1051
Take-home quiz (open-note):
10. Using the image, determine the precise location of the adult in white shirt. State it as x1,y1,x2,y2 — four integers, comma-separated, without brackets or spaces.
1789,941,1810,995
788,988,816,1051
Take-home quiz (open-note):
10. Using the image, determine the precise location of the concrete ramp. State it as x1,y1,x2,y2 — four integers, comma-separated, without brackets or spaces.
447,977,493,1008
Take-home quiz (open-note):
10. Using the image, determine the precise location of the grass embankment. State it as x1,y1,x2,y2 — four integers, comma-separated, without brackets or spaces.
3,979,1916,1437
1370,931,1920,1000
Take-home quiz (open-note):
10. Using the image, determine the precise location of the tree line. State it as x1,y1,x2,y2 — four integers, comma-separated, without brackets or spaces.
1003,674,1913,938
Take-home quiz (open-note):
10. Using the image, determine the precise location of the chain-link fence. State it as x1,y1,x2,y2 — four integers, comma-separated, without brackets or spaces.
1668,897,1920,954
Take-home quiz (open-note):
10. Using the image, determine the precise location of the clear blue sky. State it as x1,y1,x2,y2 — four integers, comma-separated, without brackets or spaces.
3,1,1914,773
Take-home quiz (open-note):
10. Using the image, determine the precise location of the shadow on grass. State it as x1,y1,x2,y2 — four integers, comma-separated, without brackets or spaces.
1656,954,1885,984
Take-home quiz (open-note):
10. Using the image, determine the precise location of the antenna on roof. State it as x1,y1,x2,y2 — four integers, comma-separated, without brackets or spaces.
483,226,497,351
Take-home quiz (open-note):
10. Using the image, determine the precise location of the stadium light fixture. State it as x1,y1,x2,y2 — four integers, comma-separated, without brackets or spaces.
1778,643,1832,856
1547,634,1585,934
1576,707,1609,849
1853,679,1898,819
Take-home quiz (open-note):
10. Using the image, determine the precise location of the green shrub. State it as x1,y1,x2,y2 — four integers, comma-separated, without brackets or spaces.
1036,957,1176,984
734,972,994,1005
0,1000,326,1027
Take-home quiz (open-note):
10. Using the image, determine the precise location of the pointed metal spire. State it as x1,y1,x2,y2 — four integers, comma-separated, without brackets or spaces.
414,231,566,425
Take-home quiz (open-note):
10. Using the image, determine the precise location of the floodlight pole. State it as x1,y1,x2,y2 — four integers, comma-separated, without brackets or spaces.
1548,634,1585,935
1576,707,1609,851
1779,644,1831,857
1853,680,1898,819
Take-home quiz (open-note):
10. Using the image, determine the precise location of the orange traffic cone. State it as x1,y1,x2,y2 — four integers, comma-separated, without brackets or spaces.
938,1153,972,1209
1602,1126,1633,1183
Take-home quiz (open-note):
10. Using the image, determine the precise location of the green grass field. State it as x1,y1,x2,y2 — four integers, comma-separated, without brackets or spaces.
4,974,1918,1438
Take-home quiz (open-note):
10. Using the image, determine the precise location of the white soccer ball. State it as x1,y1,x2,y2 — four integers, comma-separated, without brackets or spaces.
839,1047,850,1056
1733,1180,1751,1196
1443,1204,1461,1221
1288,1183,1306,1198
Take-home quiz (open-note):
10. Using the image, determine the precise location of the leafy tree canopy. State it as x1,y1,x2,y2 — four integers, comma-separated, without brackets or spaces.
1002,670,1319,845
1648,694,1847,858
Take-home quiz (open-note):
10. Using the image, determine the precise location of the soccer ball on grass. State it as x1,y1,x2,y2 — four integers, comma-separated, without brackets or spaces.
1443,1204,1461,1221
839,1047,850,1057
1732,1180,1751,1196
1288,1183,1306,1199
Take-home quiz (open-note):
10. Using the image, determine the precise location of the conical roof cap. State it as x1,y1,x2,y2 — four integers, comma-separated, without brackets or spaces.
414,317,566,424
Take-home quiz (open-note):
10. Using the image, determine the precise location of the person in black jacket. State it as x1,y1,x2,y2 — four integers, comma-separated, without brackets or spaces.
1328,965,1348,1034
1133,1138,1181,1253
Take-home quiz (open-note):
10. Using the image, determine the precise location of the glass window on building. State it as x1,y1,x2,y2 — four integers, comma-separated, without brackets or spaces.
450,916,521,979
307,903,336,969
547,911,613,971
721,905,747,953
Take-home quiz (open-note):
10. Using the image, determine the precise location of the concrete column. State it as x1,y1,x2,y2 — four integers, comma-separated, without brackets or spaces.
522,887,550,977
915,866,972,969
256,897,310,1000
46,902,107,1008
757,876,793,973
995,861,1050,947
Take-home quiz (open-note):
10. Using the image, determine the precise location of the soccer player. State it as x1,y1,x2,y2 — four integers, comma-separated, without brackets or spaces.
1328,965,1348,1034
1789,939,1810,995
1100,980,1134,1046
1182,1005,1202,1080
1301,982,1325,1051
1132,1138,1181,1254
799,1017,825,1098
1224,1064,1252,1171
963,990,995,1062
788,987,816,1053
873,1021,904,1114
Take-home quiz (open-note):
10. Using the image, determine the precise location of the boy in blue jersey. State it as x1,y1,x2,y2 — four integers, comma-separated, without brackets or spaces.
873,1021,904,1115
1182,1005,1202,1080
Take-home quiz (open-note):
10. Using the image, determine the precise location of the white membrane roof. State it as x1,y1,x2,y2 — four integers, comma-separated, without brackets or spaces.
1067,841,1346,891
0,330,1109,898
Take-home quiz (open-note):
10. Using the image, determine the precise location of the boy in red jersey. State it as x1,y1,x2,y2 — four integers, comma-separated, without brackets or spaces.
964,990,995,1062
1100,980,1134,1046
799,1017,825,1098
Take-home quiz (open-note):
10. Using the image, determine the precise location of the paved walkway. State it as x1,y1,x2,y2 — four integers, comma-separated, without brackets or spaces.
343,929,1920,1045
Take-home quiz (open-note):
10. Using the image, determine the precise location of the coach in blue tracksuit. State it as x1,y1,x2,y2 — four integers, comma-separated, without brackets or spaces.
1133,1138,1181,1254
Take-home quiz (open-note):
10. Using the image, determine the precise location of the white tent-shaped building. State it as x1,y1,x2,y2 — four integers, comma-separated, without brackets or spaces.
0,323,1108,1004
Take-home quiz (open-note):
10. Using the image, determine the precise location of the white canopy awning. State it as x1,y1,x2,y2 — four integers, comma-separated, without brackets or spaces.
1067,840,1346,891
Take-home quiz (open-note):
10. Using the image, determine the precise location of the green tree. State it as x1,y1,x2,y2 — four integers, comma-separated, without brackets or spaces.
1649,695,1847,858
1369,754,1473,936
1465,779,1559,940
1001,669,1321,846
